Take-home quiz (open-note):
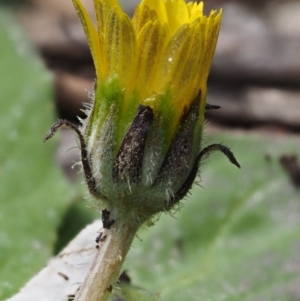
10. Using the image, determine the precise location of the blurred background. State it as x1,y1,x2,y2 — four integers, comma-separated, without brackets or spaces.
3,0,300,179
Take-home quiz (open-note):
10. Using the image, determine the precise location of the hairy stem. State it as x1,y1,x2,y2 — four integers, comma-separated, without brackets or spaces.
74,219,139,301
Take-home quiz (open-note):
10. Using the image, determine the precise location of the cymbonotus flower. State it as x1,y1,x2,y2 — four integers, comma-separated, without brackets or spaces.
44,1,240,300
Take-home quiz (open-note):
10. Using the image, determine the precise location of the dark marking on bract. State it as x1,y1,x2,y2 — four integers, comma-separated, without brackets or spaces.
113,105,154,183
102,209,115,229
154,92,200,194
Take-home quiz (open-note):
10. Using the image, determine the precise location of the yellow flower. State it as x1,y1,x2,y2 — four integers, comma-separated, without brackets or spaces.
73,0,222,148
44,4,239,299
45,0,239,222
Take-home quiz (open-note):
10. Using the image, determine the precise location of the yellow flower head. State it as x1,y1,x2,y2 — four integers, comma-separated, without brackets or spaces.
43,4,240,297
73,0,222,147
45,0,239,225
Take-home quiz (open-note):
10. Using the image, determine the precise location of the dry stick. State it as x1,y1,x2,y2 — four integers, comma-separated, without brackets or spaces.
74,220,138,301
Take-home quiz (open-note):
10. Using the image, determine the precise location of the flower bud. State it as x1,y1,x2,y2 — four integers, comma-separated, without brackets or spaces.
45,0,240,225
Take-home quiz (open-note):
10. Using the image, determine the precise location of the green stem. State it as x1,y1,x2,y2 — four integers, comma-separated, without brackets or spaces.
74,219,139,301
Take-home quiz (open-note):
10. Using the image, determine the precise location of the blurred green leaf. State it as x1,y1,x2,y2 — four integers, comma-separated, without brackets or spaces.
0,11,73,300
110,285,159,301
125,134,300,301
120,285,159,301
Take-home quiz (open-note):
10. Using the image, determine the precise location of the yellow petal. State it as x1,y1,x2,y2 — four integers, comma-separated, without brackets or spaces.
196,10,222,87
104,8,137,91
136,21,170,101
72,0,103,79
132,4,161,34
187,2,203,18
104,0,122,10
186,2,195,13
94,0,122,32
139,0,168,27
188,2,204,23
164,0,189,34
175,22,206,105
132,4,142,32
154,24,193,97
150,24,196,136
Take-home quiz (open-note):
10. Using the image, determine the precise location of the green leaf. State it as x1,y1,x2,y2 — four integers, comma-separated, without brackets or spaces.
0,11,73,300
125,134,300,300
